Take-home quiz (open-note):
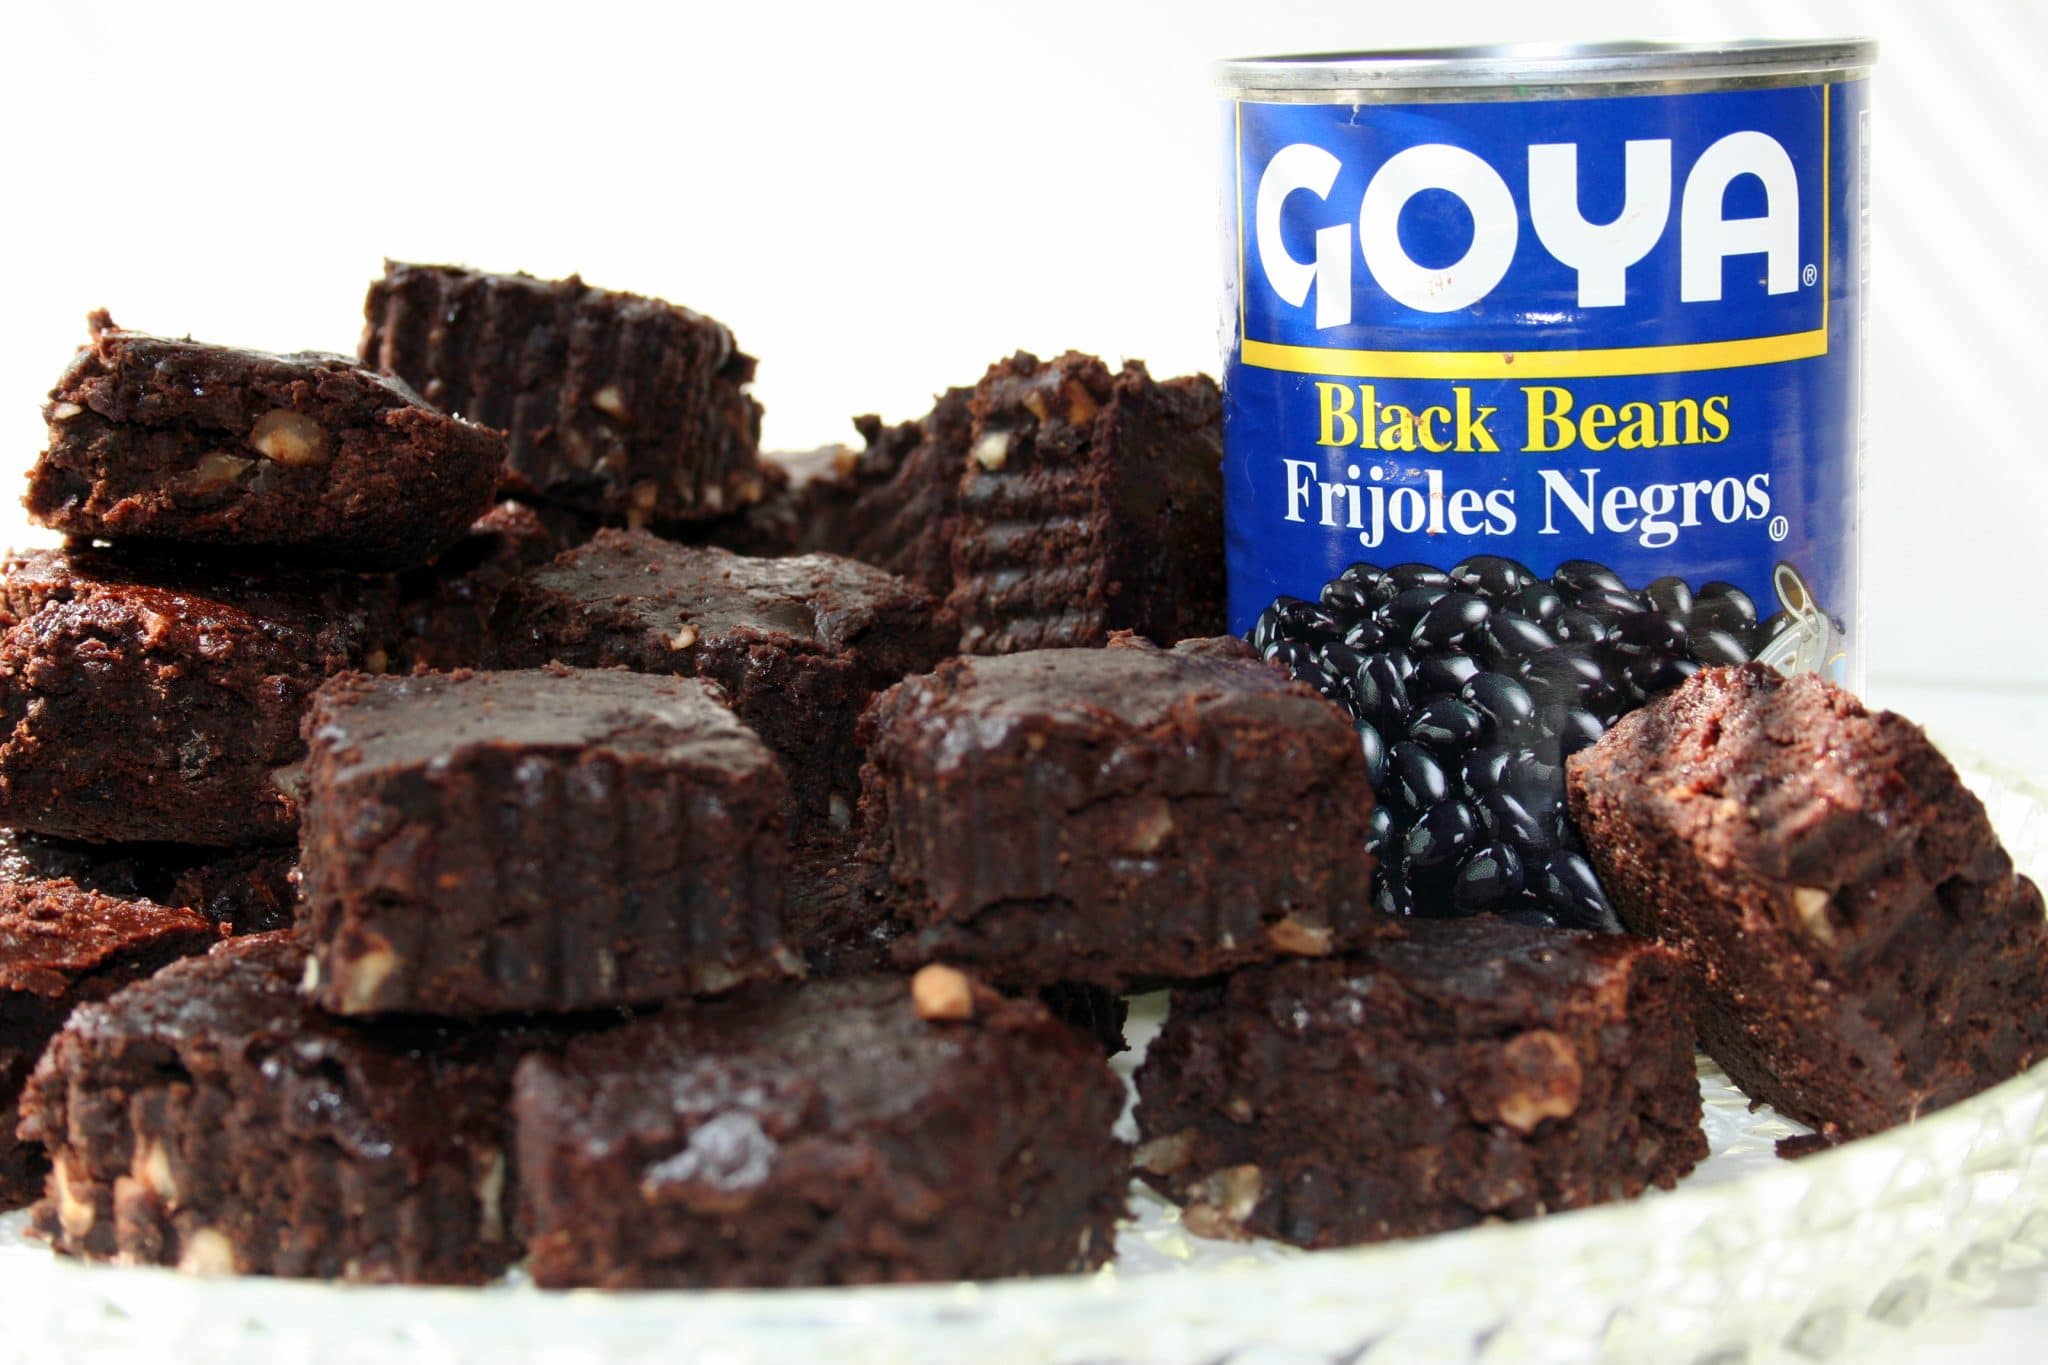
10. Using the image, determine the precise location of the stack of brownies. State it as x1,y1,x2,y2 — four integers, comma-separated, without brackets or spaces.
2,262,2044,1290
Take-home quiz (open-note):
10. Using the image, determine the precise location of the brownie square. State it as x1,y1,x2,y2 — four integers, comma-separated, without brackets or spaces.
0,548,393,846
513,971,1128,1288
0,830,297,936
1133,917,1706,1247
360,261,766,527
0,880,218,1207
946,352,1222,653
19,933,553,1282
393,500,579,671
1566,662,2048,1142
494,530,952,834
299,667,794,1016
859,634,1383,989
27,312,502,570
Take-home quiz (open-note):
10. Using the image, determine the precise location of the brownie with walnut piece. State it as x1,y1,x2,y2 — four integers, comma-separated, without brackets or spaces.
512,969,1128,1288
859,633,1383,990
1567,662,2048,1145
27,312,501,570
944,352,1224,654
361,261,766,528
0,548,393,847
298,667,795,1017
1133,917,1706,1248
493,530,952,836
19,932,559,1283
0,879,218,1208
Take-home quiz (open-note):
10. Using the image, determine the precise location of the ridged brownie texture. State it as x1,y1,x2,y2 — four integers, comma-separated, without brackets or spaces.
1132,918,1706,1247
858,635,1382,989
0,549,392,846
493,531,952,837
360,261,765,526
298,668,794,1016
946,352,1222,654
28,313,502,570
1567,663,2048,1141
0,880,218,1208
19,934,555,1283
513,973,1128,1288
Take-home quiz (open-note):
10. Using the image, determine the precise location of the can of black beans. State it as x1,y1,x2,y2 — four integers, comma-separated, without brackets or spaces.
1219,41,1875,925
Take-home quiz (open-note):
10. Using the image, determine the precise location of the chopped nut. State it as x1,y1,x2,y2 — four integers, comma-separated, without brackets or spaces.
47,400,84,422
1181,1164,1263,1240
54,1158,94,1239
248,409,329,467
474,1148,507,1243
133,1137,178,1203
828,793,852,831
178,1228,239,1276
1223,1096,1256,1124
971,430,1011,471
630,480,661,511
1021,388,1052,422
1793,886,1837,944
363,648,390,676
702,483,725,514
1120,797,1175,854
300,953,322,991
911,963,975,1021
184,451,254,493
693,958,746,994
591,384,630,420
670,624,700,650
1062,380,1100,425
1133,1129,1197,1176
333,937,398,1012
1495,1029,1584,1133
1266,915,1334,956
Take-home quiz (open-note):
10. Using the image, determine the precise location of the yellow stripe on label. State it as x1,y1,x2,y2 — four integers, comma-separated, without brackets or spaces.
1240,328,1828,381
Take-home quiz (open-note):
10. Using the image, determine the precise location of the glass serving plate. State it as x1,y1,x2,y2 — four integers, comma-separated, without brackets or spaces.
4,750,2044,1365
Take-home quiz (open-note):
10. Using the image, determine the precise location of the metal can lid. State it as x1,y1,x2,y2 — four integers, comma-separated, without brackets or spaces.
1216,38,1877,97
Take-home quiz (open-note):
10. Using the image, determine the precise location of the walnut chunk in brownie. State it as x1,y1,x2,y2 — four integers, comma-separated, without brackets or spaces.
493,531,952,836
513,973,1128,1288
1566,662,2048,1143
19,933,559,1282
0,548,393,846
859,635,1383,989
361,262,765,527
28,313,502,570
1133,917,1705,1247
0,880,217,1208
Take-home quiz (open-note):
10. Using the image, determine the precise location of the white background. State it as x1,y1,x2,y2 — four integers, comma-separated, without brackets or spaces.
1,0,2045,698
0,3,2044,1357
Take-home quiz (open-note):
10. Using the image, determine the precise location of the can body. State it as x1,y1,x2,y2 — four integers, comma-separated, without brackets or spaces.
1222,45,1870,686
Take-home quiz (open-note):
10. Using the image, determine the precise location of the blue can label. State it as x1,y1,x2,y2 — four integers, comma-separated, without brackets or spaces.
1224,80,1867,682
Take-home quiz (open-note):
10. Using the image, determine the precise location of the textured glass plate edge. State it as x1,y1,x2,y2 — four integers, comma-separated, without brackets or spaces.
3,744,2043,1365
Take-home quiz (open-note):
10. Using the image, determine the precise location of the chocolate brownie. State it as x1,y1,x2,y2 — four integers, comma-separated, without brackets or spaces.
494,531,952,834
27,313,501,570
513,971,1128,1288
394,501,577,671
1133,917,1705,1247
794,391,974,595
0,548,393,846
299,667,793,1016
946,352,1222,653
1566,662,2048,1143
0,880,217,1207
360,261,766,526
19,932,558,1282
0,830,296,935
860,634,1383,989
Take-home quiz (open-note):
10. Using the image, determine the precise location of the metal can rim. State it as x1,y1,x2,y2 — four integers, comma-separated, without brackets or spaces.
1216,38,1877,96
